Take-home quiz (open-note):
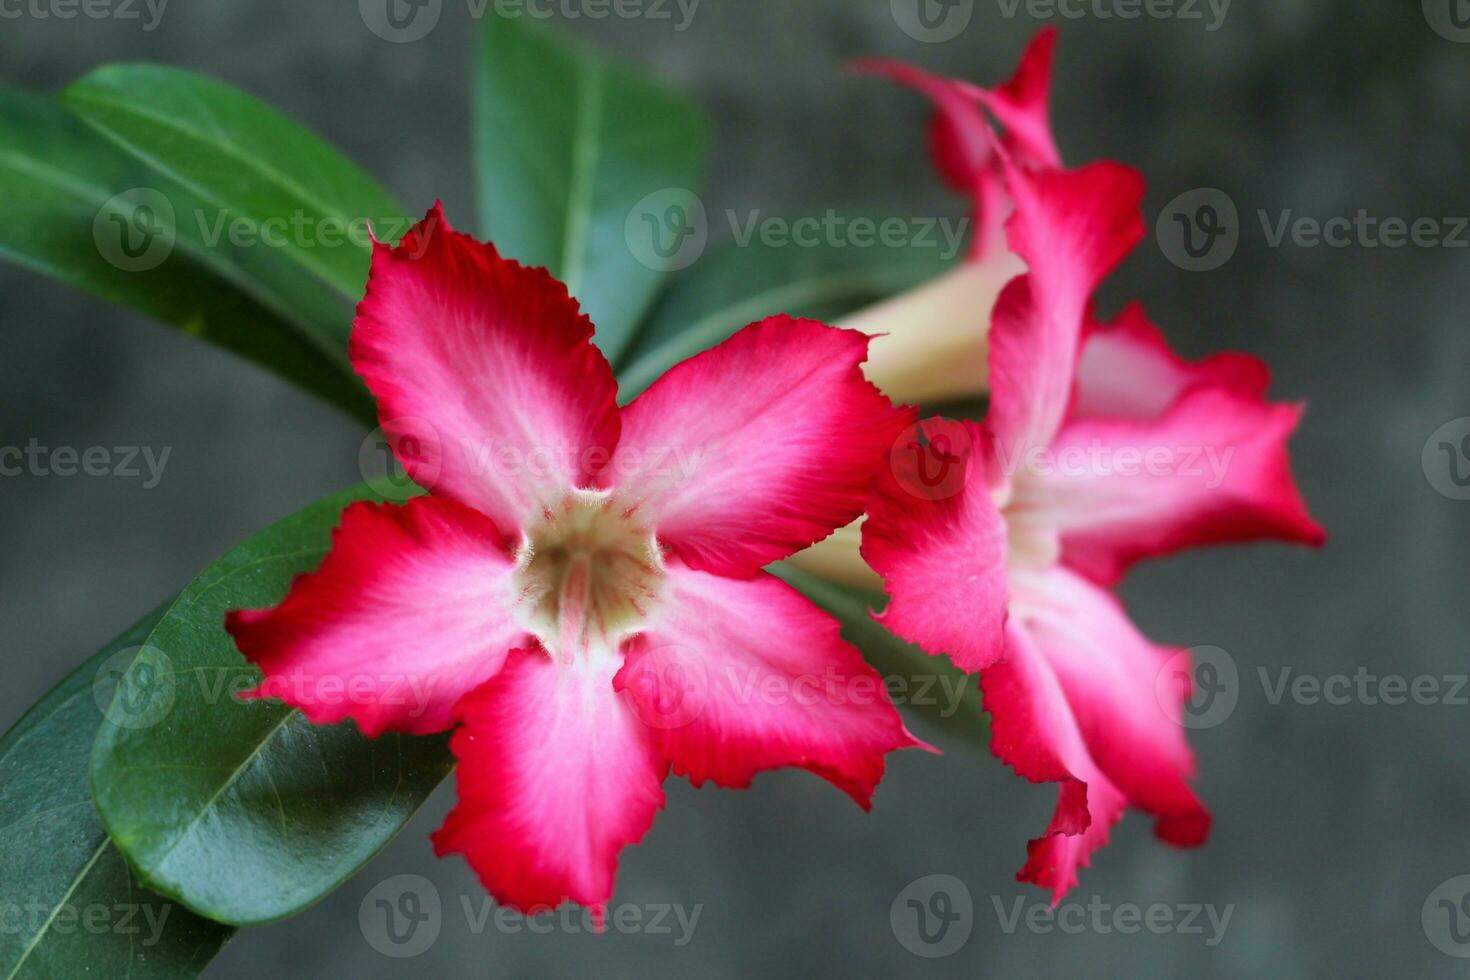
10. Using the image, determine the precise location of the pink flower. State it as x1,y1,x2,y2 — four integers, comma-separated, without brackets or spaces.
225,204,926,915
861,146,1325,900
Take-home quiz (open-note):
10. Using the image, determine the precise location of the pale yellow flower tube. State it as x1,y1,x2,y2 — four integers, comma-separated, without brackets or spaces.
787,253,1019,589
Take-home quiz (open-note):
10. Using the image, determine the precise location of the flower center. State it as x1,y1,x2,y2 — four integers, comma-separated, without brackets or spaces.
513,489,665,658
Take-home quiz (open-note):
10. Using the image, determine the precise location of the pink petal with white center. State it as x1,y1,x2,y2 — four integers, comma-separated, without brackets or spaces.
225,496,528,737
607,316,914,576
1008,567,1211,849
432,647,667,915
861,419,1010,673
351,203,620,534
981,622,1125,904
1074,303,1269,420
985,159,1146,458
1021,385,1326,585
613,563,926,809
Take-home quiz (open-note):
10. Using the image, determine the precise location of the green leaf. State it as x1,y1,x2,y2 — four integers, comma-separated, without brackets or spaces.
616,216,956,401
0,607,233,980
62,63,408,313
89,486,455,927
0,88,374,422
474,13,708,363
772,564,985,745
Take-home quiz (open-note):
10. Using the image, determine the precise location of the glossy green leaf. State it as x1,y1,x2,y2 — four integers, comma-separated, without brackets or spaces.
616,217,956,400
0,88,373,421
63,64,408,313
773,564,985,745
0,607,233,980
474,13,708,363
90,486,455,927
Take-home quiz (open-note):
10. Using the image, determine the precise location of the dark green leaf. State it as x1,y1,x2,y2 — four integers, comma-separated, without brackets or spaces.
772,564,985,745
63,63,408,312
616,217,955,400
0,607,233,980
474,14,708,362
0,88,374,421
89,486,455,927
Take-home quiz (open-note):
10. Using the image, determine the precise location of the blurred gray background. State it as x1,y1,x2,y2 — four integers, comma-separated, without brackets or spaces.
3,0,1468,976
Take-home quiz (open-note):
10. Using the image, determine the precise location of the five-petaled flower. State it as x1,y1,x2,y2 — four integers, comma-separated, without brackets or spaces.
225,203,926,917
853,34,1326,902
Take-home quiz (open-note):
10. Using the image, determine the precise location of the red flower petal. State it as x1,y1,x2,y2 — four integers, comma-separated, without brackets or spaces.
351,203,620,535
862,419,1010,673
986,569,1211,903
986,159,1146,458
613,563,927,808
1026,386,1326,585
853,28,1061,258
226,497,529,737
982,623,1126,905
432,648,667,914
1074,303,1269,420
608,316,913,576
